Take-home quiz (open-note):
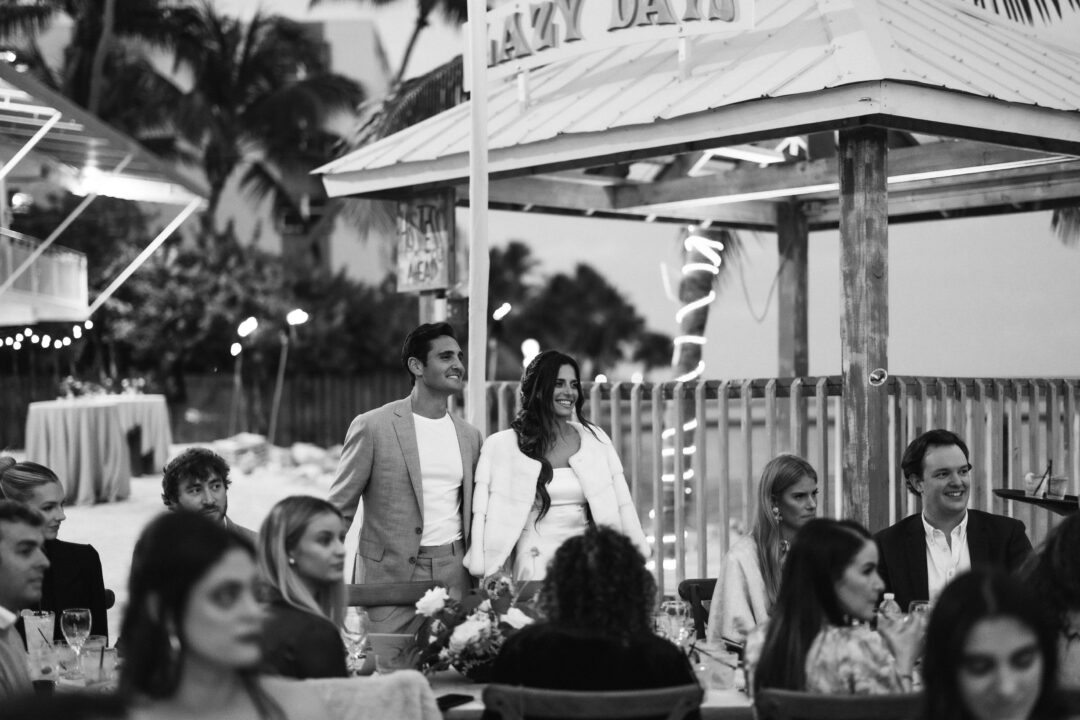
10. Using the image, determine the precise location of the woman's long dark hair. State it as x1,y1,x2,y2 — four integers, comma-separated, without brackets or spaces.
120,512,282,719
538,525,655,637
920,569,1064,720
753,518,872,694
511,350,598,520
1026,513,1080,642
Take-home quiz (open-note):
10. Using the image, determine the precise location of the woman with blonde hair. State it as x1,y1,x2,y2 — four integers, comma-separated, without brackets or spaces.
0,456,109,642
707,453,818,644
257,495,348,678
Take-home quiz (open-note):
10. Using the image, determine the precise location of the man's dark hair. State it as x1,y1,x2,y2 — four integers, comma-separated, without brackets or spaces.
160,447,231,507
0,499,44,544
400,322,457,385
900,429,969,495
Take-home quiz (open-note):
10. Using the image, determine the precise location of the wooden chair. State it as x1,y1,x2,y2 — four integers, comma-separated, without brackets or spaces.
677,578,716,641
754,689,921,720
346,581,443,607
482,683,704,720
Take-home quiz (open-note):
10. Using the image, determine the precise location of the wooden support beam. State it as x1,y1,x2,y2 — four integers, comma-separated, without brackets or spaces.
777,200,809,377
838,127,890,532
777,199,809,453
608,141,1065,211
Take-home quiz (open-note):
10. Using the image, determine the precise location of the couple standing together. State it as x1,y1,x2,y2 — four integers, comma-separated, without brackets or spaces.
327,322,648,633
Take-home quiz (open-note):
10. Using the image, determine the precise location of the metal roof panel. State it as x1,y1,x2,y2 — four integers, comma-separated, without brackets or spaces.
319,0,1080,194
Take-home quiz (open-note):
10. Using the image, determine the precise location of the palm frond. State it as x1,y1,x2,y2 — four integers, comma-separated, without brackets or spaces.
970,0,1080,22
349,54,464,148
1051,207,1080,248
0,3,56,40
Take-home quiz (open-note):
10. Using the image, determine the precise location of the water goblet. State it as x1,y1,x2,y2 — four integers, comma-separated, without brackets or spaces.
342,607,370,674
61,608,92,680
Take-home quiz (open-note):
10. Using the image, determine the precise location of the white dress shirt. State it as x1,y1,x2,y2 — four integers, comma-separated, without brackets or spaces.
922,511,971,603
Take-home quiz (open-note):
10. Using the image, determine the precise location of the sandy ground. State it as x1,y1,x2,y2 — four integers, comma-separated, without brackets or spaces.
15,445,352,639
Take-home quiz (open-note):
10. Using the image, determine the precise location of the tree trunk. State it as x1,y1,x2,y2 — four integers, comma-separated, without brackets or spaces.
88,0,116,114
394,5,431,85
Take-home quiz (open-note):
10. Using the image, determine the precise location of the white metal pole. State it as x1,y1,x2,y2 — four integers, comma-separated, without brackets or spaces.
86,197,202,317
466,0,490,435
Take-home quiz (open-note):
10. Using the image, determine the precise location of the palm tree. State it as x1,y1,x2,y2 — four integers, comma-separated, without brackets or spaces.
168,5,364,231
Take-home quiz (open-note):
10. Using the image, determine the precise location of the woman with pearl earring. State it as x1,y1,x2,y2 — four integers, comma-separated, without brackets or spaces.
707,454,819,644
257,496,349,679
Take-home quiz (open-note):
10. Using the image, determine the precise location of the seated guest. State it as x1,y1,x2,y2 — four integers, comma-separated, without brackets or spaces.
257,496,348,679
160,447,257,544
121,512,333,719
875,429,1031,609
919,568,1066,720
489,525,696,691
0,500,50,701
707,454,817,644
0,457,108,643
1024,513,1080,688
753,518,921,695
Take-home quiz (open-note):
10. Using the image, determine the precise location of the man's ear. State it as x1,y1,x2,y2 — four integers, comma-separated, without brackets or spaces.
407,356,423,376
907,474,923,495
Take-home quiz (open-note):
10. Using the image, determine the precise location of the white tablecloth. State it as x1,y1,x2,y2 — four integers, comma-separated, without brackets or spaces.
24,395,172,505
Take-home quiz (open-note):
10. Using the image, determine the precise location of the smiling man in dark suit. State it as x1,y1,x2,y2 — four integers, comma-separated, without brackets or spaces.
329,322,482,633
875,429,1033,609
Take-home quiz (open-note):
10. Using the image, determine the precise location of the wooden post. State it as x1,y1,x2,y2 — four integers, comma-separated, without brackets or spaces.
838,127,890,532
777,200,808,453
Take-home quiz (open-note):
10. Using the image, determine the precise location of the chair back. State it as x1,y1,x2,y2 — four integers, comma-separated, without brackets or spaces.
346,581,443,607
677,578,716,641
754,689,920,720
482,683,703,720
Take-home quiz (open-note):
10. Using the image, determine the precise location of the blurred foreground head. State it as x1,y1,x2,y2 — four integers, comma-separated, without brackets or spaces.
120,512,261,699
539,525,655,637
921,568,1063,720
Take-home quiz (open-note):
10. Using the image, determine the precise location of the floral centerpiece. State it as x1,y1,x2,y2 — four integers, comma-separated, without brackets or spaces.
412,574,538,681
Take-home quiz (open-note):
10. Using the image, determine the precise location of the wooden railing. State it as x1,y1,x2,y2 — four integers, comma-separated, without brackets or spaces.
485,376,1080,597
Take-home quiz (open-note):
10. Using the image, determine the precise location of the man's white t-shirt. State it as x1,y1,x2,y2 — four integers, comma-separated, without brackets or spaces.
413,413,464,546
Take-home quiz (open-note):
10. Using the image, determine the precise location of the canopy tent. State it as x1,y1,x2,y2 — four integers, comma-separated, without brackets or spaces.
317,0,1080,528
0,60,208,326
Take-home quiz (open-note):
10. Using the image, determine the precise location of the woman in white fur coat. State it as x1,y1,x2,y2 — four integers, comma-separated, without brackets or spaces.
464,351,649,582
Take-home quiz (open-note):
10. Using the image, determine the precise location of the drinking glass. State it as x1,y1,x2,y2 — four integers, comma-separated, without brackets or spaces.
342,607,369,674
908,601,931,629
659,600,691,645
61,608,92,679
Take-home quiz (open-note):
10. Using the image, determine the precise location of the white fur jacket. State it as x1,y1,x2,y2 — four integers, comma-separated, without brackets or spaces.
463,422,650,578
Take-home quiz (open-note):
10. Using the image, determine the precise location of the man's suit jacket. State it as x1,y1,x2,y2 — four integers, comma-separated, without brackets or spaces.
224,516,259,548
328,397,482,585
874,509,1033,609
39,540,110,644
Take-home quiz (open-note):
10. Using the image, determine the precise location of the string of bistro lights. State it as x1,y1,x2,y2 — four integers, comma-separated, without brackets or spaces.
1,320,93,351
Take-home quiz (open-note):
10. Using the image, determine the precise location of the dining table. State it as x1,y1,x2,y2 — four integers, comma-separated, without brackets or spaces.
24,394,172,505
427,671,754,719
993,488,1078,516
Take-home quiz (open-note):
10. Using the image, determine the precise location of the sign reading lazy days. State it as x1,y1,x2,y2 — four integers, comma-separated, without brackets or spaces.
466,0,753,82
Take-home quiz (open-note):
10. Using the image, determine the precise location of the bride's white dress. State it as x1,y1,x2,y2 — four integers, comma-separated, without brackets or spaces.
512,467,589,582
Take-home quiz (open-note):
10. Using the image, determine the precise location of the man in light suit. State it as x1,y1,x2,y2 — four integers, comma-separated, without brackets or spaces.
329,322,482,632
875,429,1032,610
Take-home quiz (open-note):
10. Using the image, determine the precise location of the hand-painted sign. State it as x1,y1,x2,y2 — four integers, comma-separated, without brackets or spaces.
396,192,454,293
466,0,753,83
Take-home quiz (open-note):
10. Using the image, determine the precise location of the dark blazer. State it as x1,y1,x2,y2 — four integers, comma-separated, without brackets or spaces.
39,540,110,644
874,509,1033,609
260,601,348,680
485,623,699,720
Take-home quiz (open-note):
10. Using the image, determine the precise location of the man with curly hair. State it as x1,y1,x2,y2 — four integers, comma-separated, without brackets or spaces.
161,447,257,545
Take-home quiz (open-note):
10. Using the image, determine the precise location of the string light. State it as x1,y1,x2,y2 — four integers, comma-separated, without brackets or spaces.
72,325,82,339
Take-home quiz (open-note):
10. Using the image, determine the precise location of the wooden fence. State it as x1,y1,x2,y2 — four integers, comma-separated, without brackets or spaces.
486,376,1080,597
3,371,1076,596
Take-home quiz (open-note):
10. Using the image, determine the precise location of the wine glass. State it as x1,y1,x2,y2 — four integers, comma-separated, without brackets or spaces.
908,601,931,630
341,607,369,674
61,608,92,679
